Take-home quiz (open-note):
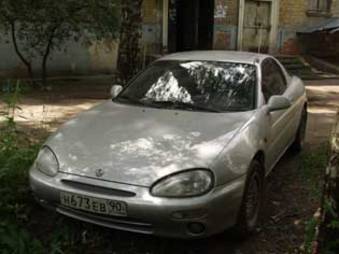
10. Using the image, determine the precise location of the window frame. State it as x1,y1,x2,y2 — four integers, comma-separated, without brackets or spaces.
307,0,332,16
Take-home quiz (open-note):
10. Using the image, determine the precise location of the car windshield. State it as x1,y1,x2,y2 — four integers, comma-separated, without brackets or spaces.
115,60,257,112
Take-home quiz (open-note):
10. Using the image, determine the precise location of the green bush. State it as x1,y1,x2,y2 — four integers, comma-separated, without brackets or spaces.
0,80,45,254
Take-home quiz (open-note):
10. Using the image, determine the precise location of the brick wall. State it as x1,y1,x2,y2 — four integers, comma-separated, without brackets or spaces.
278,0,339,55
332,0,339,15
279,0,308,28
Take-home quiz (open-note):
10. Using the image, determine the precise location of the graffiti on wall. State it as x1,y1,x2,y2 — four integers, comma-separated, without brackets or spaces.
213,0,235,50
214,1,228,19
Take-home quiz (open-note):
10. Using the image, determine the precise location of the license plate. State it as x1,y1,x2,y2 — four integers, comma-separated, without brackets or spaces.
60,192,127,216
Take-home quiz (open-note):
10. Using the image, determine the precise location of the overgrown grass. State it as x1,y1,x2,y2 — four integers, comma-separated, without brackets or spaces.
300,146,339,253
300,147,329,253
322,199,339,254
0,121,43,253
0,80,43,253
0,80,113,254
300,147,329,199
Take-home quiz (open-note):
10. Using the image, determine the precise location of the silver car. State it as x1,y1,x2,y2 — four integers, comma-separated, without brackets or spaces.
29,51,307,239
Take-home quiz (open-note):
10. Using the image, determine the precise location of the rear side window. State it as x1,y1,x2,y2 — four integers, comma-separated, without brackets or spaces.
261,58,287,102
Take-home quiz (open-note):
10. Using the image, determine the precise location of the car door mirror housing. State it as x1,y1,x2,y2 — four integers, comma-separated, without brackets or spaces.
111,85,123,98
268,95,291,112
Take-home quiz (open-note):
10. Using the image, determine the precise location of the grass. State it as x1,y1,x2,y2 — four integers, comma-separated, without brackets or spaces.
299,146,339,253
0,81,149,253
0,120,43,253
300,147,329,199
299,147,329,254
0,80,86,253
0,122,110,253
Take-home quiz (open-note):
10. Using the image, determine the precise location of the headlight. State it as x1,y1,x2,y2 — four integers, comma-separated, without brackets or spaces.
151,169,214,198
35,146,59,176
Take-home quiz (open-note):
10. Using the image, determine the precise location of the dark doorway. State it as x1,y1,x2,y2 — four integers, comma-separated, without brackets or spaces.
168,0,214,53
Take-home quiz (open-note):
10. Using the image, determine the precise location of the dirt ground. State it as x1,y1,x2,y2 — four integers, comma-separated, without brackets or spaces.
1,77,339,253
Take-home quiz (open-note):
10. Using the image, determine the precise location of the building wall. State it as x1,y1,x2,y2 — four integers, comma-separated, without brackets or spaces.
332,0,339,16
212,0,339,55
278,0,339,55
213,0,238,50
0,0,160,78
1,0,338,78
141,0,163,59
280,0,308,28
0,36,119,78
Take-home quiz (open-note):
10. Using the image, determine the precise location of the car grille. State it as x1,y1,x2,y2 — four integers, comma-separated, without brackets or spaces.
61,179,136,197
57,206,154,234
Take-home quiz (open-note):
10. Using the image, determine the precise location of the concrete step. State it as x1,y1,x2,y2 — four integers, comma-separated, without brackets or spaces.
275,56,338,80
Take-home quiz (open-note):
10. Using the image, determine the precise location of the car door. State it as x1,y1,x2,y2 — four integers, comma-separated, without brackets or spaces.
261,58,293,169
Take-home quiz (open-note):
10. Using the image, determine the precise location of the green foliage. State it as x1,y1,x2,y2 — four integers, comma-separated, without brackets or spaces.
0,222,44,254
0,0,120,51
0,81,110,253
300,147,329,199
300,148,329,253
0,81,43,254
301,148,339,254
322,198,339,253
304,217,318,254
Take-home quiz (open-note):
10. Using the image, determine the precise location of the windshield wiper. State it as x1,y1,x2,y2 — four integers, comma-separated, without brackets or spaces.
114,95,148,106
147,101,220,113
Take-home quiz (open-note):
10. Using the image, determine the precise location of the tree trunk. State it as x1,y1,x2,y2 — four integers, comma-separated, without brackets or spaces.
41,27,57,88
41,56,48,88
10,21,34,81
117,0,143,84
41,41,51,88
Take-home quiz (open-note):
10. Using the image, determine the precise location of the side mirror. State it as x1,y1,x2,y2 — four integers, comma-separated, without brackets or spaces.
268,95,291,112
110,85,123,98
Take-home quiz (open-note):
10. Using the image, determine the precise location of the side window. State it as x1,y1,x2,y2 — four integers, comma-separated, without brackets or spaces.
261,59,287,102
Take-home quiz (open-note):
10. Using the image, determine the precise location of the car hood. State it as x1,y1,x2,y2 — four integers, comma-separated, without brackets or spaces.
47,101,254,187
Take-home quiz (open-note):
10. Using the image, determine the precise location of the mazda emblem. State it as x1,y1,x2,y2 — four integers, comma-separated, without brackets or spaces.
95,168,104,177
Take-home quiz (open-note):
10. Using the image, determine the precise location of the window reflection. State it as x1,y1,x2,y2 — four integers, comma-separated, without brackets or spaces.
145,71,193,104
117,60,257,112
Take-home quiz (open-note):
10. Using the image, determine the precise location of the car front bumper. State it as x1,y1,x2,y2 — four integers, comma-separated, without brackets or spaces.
29,167,246,239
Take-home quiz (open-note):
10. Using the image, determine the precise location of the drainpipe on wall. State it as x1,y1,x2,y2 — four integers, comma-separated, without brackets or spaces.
162,0,169,54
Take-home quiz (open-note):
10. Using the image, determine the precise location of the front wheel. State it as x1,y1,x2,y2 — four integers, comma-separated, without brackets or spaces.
233,159,264,238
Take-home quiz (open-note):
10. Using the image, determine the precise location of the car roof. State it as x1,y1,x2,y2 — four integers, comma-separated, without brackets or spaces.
158,50,270,65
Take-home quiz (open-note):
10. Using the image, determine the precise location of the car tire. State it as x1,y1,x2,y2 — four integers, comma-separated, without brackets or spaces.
291,107,308,152
233,159,264,238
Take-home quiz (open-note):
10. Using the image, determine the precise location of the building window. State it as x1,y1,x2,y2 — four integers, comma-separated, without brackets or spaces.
308,0,332,14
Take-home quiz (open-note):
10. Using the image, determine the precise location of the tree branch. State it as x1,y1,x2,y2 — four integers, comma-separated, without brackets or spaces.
10,21,33,80
41,25,58,86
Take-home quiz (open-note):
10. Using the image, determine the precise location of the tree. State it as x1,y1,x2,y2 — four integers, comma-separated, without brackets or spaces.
0,0,120,86
117,0,143,84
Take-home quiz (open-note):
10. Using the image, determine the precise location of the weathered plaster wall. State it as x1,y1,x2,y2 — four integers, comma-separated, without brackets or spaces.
0,35,119,78
141,0,163,58
213,0,238,50
88,40,119,74
0,0,161,78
